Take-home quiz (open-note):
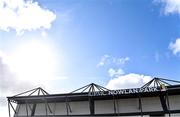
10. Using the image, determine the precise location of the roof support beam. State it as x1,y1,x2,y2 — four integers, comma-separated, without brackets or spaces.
138,95,143,117
31,104,36,116
25,101,28,116
9,101,16,114
159,94,168,113
89,97,94,115
166,92,171,117
8,99,11,117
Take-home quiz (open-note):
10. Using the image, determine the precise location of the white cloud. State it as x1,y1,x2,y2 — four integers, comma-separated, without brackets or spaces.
0,0,56,35
41,31,48,38
156,0,180,15
0,50,35,95
0,50,36,117
169,38,180,55
0,49,68,117
106,73,152,89
0,49,67,117
97,54,110,67
108,68,124,77
114,57,130,65
97,55,130,67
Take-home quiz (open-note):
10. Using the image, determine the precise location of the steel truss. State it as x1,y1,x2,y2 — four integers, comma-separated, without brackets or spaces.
8,87,51,117
141,77,180,88
70,83,110,93
7,78,180,117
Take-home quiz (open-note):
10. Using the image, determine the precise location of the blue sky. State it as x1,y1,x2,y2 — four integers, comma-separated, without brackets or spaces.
1,0,180,116
40,0,180,86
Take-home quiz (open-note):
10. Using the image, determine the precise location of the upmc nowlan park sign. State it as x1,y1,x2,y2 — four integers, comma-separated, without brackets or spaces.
88,87,166,96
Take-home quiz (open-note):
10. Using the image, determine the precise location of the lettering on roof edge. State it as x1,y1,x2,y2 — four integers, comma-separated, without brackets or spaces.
88,87,166,96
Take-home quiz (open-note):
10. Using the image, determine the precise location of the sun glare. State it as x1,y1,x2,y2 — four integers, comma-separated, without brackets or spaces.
9,40,57,84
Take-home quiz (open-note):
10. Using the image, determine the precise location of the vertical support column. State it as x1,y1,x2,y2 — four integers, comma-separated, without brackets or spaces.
8,99,11,117
16,104,20,116
159,93,168,113
53,102,56,115
45,103,47,116
25,101,29,116
138,95,143,117
89,97,94,115
31,103,36,116
116,98,120,115
65,97,71,115
166,92,171,117
44,98,52,116
113,96,117,113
